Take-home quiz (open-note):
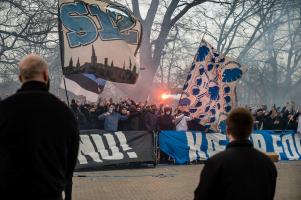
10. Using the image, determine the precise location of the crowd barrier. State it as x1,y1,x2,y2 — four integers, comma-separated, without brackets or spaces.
159,130,301,164
76,130,300,169
76,130,157,170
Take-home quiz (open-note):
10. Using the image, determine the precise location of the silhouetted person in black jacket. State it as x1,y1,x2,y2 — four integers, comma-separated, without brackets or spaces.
158,107,175,131
194,107,277,200
0,53,79,200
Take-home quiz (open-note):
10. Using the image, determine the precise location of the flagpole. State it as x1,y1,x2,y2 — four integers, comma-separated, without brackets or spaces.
58,3,70,106
63,76,70,106
201,30,207,42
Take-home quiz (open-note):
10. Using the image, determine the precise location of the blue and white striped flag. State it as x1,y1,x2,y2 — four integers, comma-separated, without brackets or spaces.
179,40,245,130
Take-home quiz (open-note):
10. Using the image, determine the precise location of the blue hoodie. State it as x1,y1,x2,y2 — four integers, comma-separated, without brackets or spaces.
98,111,128,132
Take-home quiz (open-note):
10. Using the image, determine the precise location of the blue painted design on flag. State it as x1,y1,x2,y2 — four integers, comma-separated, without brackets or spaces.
179,40,244,131
224,96,231,103
208,63,214,71
190,108,197,113
222,68,242,83
195,101,202,107
187,74,192,81
210,108,216,115
179,98,191,106
190,63,196,71
224,86,230,93
219,120,227,134
205,105,210,112
192,87,200,96
225,105,231,112
199,67,205,75
196,46,209,62
199,114,205,118
209,86,219,100
196,77,202,86
183,82,189,90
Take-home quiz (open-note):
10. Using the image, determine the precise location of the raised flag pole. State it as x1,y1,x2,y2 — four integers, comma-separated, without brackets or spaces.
63,76,70,106
58,3,70,106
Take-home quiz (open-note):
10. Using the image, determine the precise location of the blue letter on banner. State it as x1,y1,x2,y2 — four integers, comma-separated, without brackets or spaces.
60,2,98,48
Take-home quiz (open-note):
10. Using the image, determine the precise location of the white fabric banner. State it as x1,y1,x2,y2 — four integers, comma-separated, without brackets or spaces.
59,0,142,84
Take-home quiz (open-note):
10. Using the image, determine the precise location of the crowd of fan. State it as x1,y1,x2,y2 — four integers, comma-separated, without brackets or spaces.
70,98,301,132
1,94,300,132
249,102,300,131
70,98,199,132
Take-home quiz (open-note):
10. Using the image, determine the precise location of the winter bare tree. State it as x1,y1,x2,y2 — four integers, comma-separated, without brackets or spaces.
1,0,300,106
188,0,301,105
0,0,60,95
114,0,231,100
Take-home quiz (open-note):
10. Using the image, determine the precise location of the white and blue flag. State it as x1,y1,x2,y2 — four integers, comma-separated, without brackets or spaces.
179,40,245,130
58,0,142,101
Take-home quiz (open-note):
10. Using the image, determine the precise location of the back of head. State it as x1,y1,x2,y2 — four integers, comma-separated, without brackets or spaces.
151,105,157,112
226,107,254,140
19,53,49,84
164,106,172,115
130,105,137,112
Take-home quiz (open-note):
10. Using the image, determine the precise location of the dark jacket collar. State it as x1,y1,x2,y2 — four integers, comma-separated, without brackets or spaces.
17,81,49,93
226,140,253,149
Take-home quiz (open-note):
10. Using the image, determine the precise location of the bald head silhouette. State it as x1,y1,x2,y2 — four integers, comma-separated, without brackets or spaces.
19,53,49,84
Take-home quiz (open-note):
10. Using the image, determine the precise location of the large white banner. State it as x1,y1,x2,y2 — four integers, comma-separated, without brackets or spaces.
59,0,142,84
160,130,301,164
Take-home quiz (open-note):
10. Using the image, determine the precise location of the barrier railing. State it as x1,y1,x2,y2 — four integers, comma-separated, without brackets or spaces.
159,130,301,164
76,130,156,170
76,130,300,169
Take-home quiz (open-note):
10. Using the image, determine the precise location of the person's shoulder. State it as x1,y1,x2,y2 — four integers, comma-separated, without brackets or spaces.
203,153,225,170
4,90,54,102
47,93,67,105
252,148,276,166
207,145,251,162
184,115,191,120
0,93,20,109
206,149,230,164
11,91,70,112
31,91,70,108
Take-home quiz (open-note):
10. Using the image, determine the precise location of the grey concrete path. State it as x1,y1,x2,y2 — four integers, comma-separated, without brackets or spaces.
73,161,301,200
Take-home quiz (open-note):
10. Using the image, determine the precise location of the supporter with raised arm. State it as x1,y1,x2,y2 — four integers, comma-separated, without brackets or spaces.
288,111,300,131
144,105,158,132
174,109,193,131
118,106,131,131
98,103,129,132
158,106,175,131
128,105,143,130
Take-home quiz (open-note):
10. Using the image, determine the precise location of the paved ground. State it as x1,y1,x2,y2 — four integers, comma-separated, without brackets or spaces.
73,161,301,200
